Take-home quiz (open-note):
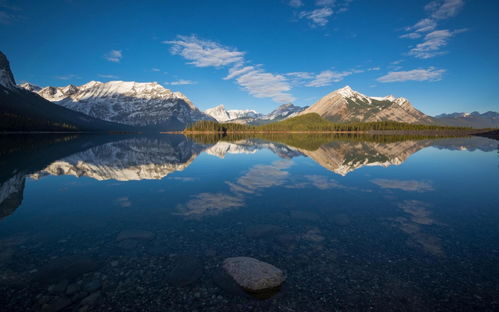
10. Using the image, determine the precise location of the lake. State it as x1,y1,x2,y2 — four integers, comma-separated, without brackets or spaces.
0,134,498,311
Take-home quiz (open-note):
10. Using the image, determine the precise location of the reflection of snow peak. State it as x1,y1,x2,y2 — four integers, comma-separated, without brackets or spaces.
205,141,258,158
30,137,202,181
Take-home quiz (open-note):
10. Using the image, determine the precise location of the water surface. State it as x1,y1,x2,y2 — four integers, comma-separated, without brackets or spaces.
0,134,498,311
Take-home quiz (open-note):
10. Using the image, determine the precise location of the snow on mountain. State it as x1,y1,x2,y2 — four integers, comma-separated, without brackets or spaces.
17,82,41,92
205,103,307,124
0,51,17,91
204,105,261,122
21,80,214,130
435,111,499,128
299,86,435,124
262,103,307,121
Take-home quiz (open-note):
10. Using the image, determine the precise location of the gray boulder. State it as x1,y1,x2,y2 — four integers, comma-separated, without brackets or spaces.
222,257,285,293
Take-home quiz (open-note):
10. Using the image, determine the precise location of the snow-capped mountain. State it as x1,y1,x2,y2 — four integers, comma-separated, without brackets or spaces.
0,51,17,91
435,111,499,128
1,51,132,131
299,86,435,124
204,104,262,122
205,103,307,124
21,80,214,130
18,82,41,92
261,103,307,121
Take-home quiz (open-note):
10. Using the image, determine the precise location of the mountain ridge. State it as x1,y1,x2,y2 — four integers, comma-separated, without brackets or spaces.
21,80,214,130
298,86,436,125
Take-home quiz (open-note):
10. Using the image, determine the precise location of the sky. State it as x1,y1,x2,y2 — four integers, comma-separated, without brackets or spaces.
1,0,498,115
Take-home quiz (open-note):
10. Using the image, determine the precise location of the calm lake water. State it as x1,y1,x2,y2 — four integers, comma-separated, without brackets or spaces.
0,134,498,311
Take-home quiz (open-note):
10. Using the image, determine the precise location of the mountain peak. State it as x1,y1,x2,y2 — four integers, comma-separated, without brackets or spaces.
0,51,16,90
300,86,434,124
18,82,42,92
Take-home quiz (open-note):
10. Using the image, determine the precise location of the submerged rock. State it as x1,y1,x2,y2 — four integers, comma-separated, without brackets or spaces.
222,257,285,293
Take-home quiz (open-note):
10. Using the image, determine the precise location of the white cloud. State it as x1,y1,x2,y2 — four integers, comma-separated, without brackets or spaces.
151,68,160,72
286,72,313,79
236,69,295,103
288,0,304,8
299,7,333,27
400,0,465,60
377,67,445,83
104,50,122,63
306,70,353,87
224,65,255,80
98,74,119,79
400,32,423,39
164,35,244,68
409,29,465,59
166,35,294,103
406,18,438,34
427,0,464,20
164,79,196,85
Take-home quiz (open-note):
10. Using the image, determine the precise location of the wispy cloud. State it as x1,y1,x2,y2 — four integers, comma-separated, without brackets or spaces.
377,67,445,83
306,69,358,87
401,0,465,59
288,0,304,8
104,50,122,63
165,35,294,103
165,35,244,68
409,29,466,59
224,65,255,80
55,74,81,80
235,69,295,103
98,74,119,79
426,0,464,19
151,68,160,72
164,79,196,85
292,0,352,28
299,7,334,27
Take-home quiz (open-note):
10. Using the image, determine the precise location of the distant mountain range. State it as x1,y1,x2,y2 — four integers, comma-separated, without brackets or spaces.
434,111,499,128
2,50,497,131
204,105,261,123
206,87,498,128
205,103,307,124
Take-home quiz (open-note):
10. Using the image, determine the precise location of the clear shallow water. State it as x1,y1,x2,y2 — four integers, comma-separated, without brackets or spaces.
0,134,498,311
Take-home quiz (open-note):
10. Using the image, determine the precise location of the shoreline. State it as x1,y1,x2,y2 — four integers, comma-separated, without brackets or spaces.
166,129,494,136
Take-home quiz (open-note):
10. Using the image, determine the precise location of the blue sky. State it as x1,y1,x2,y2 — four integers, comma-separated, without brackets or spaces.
1,0,498,115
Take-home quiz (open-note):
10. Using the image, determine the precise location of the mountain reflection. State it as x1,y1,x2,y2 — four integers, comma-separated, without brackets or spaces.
0,134,496,219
